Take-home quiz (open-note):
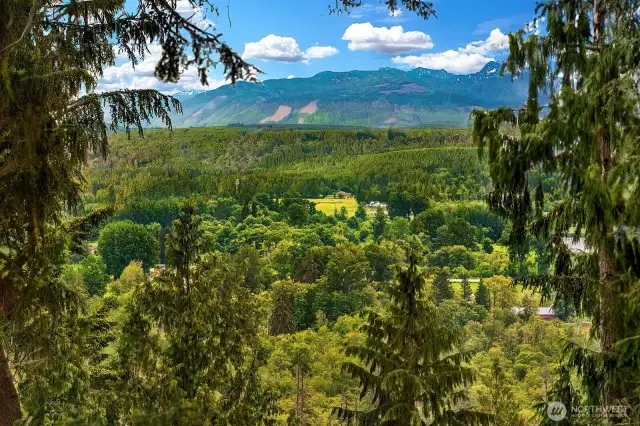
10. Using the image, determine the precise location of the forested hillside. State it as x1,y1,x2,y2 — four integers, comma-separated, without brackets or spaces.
90,128,487,204
38,127,580,423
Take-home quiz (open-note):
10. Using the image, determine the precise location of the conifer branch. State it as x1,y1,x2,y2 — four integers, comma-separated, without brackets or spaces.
0,0,40,53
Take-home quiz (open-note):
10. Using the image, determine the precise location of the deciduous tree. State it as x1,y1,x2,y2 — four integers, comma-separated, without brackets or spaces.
98,221,159,277
79,254,111,296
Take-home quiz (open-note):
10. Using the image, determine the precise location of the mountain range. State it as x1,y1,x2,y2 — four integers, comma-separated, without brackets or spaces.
167,62,529,128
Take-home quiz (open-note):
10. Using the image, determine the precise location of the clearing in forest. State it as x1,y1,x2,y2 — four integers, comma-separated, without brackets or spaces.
310,197,358,216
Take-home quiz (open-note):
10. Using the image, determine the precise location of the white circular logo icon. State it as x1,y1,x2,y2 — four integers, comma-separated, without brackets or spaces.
547,401,567,422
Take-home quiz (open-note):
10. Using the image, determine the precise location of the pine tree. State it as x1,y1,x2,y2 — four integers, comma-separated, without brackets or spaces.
166,201,202,294
334,250,490,425
434,268,454,304
269,281,296,336
475,280,490,311
471,0,640,408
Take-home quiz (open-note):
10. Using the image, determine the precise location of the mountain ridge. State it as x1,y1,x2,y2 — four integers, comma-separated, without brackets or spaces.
167,62,527,128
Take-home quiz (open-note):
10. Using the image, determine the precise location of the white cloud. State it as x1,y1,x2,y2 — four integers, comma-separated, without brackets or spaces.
243,34,305,62
97,44,227,94
391,27,513,74
305,45,339,59
460,28,509,55
99,0,223,93
389,9,403,17
175,0,215,30
287,74,295,79
392,50,495,74
242,34,338,63
342,23,433,54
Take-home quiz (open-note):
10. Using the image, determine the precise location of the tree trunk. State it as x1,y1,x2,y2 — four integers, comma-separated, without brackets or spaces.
300,372,305,426
0,342,21,426
596,112,619,405
296,364,300,420
593,0,622,410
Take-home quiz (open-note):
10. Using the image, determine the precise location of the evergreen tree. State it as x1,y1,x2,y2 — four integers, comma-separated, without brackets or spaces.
115,203,277,423
372,207,387,241
471,0,640,406
461,274,473,302
476,280,490,311
476,349,526,426
387,184,412,218
289,342,313,424
235,246,266,292
434,268,454,304
288,203,309,226
355,203,368,221
295,246,328,284
269,281,296,336
335,250,490,425
166,201,202,292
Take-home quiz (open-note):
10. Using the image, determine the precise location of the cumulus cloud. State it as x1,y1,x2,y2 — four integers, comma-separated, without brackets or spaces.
287,75,295,79
242,34,338,63
305,45,340,59
459,28,509,55
97,0,226,93
97,44,227,94
243,35,305,62
393,51,495,74
342,23,433,54
391,27,513,74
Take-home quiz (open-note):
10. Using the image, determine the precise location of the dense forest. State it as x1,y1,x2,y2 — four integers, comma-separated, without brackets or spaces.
19,127,588,423
2,0,640,424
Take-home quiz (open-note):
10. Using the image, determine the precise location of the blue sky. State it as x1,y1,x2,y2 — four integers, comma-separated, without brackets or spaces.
98,0,541,93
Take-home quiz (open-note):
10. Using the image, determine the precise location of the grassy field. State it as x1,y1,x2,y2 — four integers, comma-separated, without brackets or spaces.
310,197,359,216
450,280,481,294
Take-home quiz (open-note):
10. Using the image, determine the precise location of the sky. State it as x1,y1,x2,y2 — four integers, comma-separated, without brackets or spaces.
97,0,542,93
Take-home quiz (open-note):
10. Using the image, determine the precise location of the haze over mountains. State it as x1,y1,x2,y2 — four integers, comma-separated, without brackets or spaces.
168,62,529,128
